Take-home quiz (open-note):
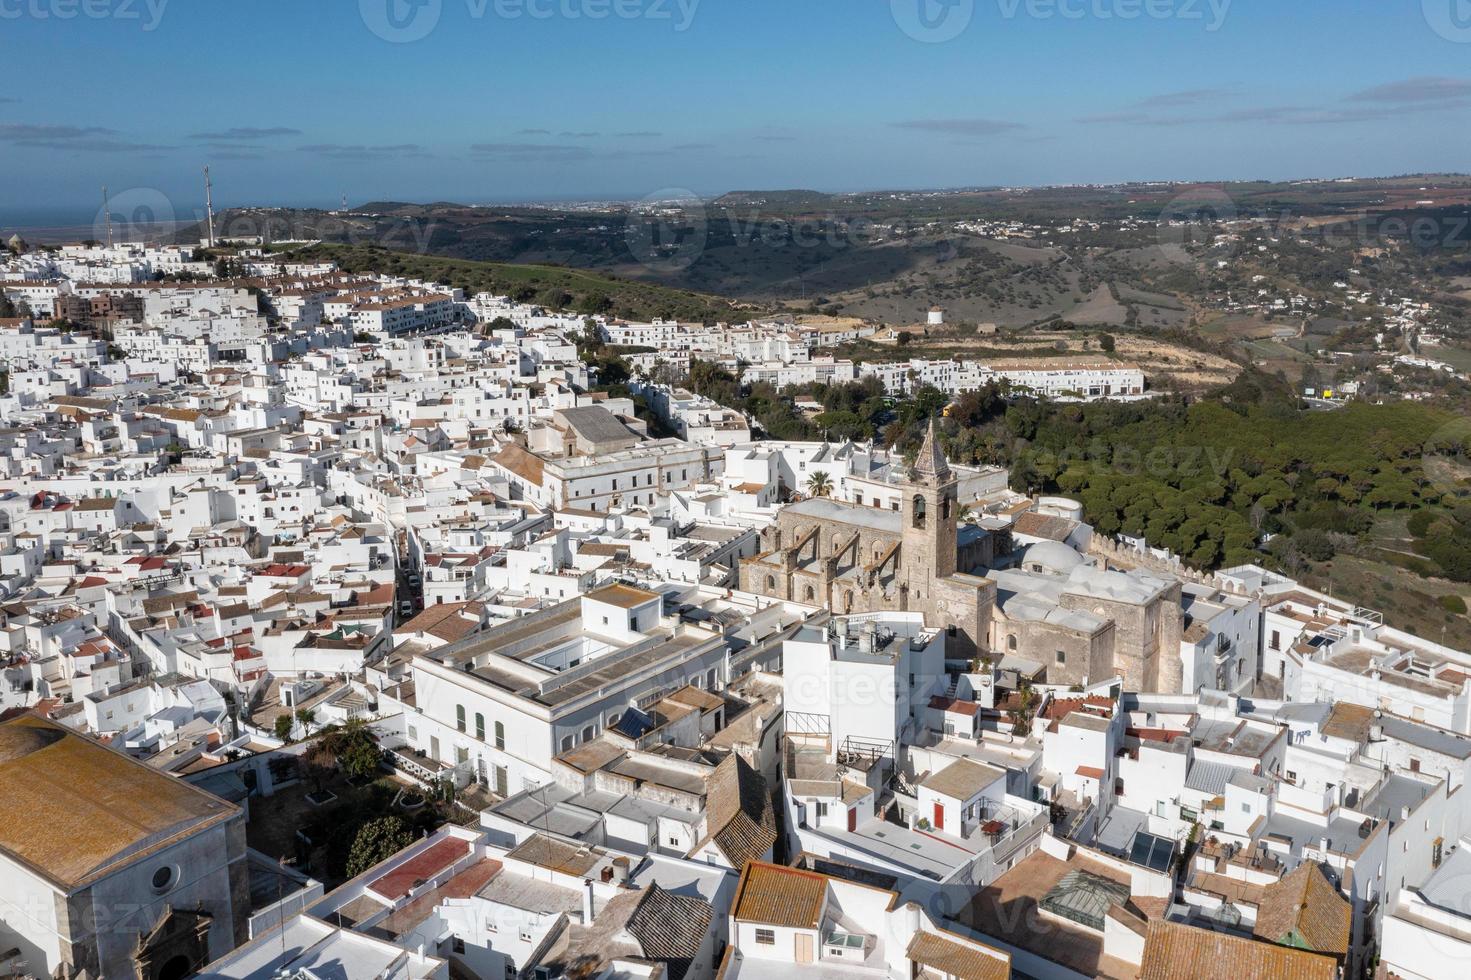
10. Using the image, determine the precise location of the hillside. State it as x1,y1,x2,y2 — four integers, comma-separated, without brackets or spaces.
270,243,752,323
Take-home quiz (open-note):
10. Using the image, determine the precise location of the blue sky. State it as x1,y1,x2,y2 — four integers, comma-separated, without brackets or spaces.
3,0,1471,220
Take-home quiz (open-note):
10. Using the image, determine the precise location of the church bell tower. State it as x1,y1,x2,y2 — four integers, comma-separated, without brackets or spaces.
901,418,959,601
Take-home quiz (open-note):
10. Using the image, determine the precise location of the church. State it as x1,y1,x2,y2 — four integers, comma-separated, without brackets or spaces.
739,420,999,658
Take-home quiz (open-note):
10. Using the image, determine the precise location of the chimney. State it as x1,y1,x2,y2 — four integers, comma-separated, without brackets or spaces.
582,878,596,922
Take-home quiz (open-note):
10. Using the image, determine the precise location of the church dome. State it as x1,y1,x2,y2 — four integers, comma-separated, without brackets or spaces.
1023,540,1084,575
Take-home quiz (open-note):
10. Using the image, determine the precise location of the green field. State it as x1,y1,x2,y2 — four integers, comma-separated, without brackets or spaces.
1429,344,1471,373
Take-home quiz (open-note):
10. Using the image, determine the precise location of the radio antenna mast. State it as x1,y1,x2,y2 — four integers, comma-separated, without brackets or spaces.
101,185,113,247
204,165,216,248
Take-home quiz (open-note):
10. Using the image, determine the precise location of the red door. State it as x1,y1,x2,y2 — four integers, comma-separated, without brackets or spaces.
933,802,945,831
847,808,857,833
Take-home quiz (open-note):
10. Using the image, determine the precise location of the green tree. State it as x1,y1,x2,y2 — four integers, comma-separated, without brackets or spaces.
345,816,416,878
805,471,833,498
576,291,612,315
321,719,383,782
273,713,295,742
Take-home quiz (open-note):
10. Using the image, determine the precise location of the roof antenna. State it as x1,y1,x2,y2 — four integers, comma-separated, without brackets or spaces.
101,185,113,247
204,165,216,249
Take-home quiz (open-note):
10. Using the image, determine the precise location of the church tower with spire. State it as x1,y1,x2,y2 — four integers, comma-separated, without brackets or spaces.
901,418,959,606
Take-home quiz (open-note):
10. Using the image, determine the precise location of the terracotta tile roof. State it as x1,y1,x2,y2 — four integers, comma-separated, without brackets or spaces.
1252,862,1351,956
907,929,1011,980
1140,919,1338,980
732,861,827,928
494,443,545,486
354,582,396,607
1013,511,1077,541
930,695,980,716
625,883,714,963
695,755,777,867
394,601,483,643
1041,695,1115,722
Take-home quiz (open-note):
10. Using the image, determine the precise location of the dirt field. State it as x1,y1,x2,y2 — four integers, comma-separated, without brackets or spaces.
1109,334,1240,391
886,329,1240,393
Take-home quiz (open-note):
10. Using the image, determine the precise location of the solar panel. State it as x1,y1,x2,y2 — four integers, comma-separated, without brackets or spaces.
1128,830,1175,872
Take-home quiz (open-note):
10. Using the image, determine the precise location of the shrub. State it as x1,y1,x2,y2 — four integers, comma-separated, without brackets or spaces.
1294,528,1336,562
1408,510,1437,538
345,816,416,878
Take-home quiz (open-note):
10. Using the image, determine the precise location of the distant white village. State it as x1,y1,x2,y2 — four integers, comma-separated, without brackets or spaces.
1,238,1468,980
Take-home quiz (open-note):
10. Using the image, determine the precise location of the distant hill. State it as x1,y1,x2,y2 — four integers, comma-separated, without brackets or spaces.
712,190,837,210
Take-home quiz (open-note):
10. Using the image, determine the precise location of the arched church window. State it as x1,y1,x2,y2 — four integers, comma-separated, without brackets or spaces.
912,494,927,529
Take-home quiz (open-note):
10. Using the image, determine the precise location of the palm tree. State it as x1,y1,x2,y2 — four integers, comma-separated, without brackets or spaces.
806,471,833,498
294,708,317,737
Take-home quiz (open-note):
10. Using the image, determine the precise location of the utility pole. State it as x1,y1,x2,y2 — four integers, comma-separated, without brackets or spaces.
204,165,216,249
